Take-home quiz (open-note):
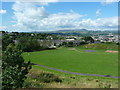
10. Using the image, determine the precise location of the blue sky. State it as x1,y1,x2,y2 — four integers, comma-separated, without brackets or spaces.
0,1,118,32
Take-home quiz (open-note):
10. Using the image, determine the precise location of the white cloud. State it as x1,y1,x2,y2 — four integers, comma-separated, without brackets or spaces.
79,16,118,30
96,9,101,17
12,2,83,31
12,0,59,5
0,26,7,30
12,2,118,32
37,0,59,5
102,0,118,5
0,9,6,14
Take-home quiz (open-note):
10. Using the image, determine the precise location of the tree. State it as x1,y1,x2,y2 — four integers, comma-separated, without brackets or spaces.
67,42,74,47
82,36,94,43
79,41,87,45
17,38,41,52
62,42,67,46
2,44,32,88
2,34,14,51
40,40,53,48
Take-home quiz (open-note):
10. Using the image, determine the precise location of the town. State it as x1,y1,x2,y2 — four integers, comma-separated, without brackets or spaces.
3,31,119,50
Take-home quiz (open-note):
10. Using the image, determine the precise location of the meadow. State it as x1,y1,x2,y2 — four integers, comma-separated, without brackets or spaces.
22,45,118,77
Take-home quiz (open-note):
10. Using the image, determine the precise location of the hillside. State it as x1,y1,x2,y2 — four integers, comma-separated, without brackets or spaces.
31,29,118,36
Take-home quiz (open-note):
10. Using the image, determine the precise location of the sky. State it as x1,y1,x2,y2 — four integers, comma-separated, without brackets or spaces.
0,0,119,32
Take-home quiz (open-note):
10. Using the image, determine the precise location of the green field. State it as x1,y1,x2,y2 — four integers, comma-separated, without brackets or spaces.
22,46,118,77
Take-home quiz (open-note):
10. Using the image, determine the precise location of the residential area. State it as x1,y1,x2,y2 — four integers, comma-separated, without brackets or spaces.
11,32,119,49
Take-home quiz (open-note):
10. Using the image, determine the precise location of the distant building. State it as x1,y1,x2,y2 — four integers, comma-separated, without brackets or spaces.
92,33,119,43
48,45,56,49
66,39,75,41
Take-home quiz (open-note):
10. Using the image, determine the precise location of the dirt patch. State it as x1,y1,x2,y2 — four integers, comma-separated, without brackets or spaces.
105,50,118,53
69,48,76,51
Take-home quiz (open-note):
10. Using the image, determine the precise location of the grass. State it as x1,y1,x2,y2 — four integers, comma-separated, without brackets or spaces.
22,45,118,77
22,43,118,88
80,43,118,50
24,68,118,88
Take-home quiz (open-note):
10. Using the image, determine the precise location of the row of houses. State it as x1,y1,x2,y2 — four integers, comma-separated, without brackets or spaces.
38,39,81,48
13,33,119,49
92,33,119,43
13,39,82,49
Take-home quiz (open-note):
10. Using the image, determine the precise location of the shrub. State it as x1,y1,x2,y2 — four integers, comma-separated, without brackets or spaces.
38,73,62,83
2,45,32,88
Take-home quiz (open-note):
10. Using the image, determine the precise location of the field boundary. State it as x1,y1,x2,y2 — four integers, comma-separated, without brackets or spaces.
32,63,119,79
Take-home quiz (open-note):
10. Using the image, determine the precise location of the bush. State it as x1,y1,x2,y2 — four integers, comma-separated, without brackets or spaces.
116,43,119,45
17,38,41,52
67,42,74,47
79,42,87,45
62,42,67,46
2,45,32,88
38,73,62,83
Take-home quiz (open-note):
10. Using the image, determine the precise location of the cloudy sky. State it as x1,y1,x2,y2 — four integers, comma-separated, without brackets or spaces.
0,1,118,32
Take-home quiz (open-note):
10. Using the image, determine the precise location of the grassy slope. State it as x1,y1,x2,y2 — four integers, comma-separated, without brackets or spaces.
22,46,118,76
24,68,118,88
80,43,118,50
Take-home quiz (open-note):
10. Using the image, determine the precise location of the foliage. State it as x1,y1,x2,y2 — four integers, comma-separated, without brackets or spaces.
2,34,14,51
82,36,94,43
25,68,118,88
62,42,76,47
67,42,74,47
79,41,87,45
82,43,118,50
40,40,53,48
38,73,62,83
17,38,41,52
2,45,32,88
62,42,67,46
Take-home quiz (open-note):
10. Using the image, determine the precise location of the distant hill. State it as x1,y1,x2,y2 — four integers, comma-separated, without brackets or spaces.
30,29,118,36
57,29,88,32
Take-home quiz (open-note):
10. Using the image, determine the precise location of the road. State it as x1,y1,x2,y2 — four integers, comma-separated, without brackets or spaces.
32,63,120,79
